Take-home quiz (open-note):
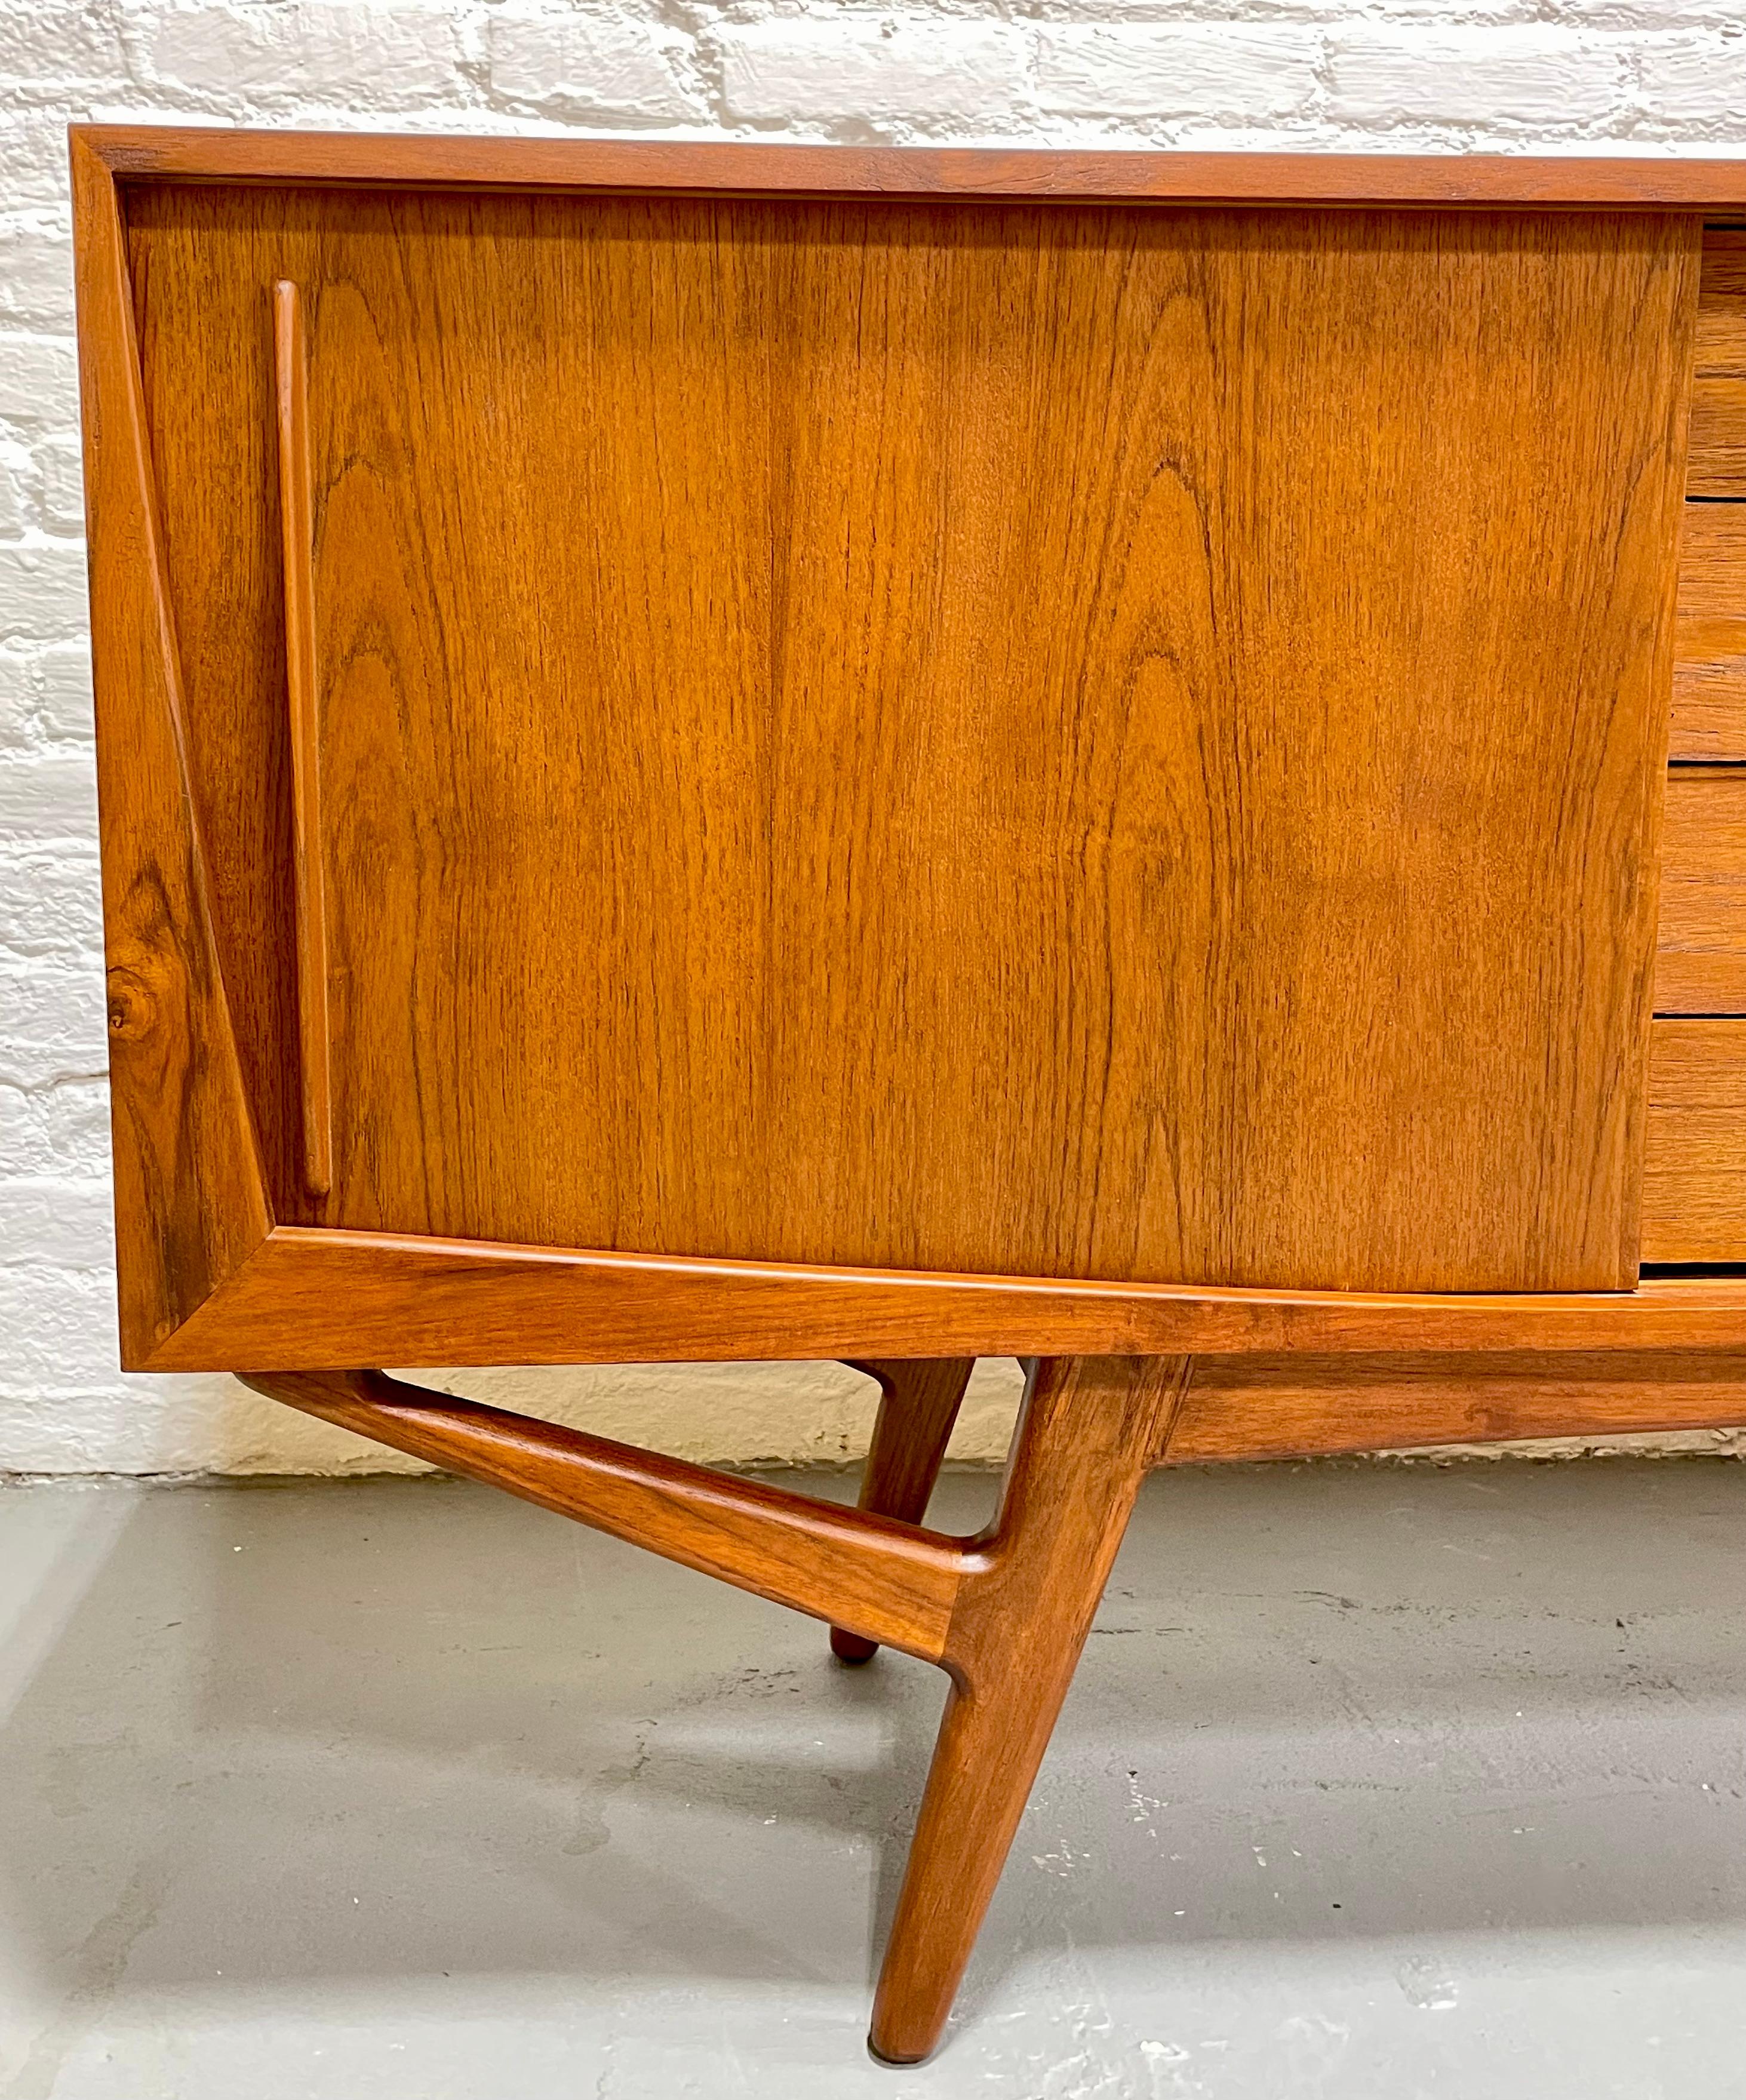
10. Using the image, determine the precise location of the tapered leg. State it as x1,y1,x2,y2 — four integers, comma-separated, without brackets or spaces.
831,1357,976,1662
247,1355,1191,2064
868,1354,1191,2065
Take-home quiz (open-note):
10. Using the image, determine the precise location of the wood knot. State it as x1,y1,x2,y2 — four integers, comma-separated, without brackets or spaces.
106,968,158,1041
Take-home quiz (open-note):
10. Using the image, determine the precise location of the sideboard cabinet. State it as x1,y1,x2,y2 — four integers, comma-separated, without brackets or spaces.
70,130,1746,2060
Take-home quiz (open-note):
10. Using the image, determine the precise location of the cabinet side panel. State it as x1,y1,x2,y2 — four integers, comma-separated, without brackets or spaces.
125,186,308,1222
73,150,271,1362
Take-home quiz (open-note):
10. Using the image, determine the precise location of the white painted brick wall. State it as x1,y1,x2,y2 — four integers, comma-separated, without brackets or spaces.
1035,26,1322,123
4,0,1746,1475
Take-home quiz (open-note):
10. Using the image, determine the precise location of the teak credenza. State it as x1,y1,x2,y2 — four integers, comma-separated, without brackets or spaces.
69,128,1746,2061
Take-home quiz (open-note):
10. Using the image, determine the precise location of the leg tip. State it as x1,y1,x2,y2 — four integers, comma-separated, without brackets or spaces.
868,2000,947,2066
866,2034,933,2068
830,1628,879,1664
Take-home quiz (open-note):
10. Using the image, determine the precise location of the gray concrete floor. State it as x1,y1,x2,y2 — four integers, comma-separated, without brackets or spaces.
3,1459,1746,2098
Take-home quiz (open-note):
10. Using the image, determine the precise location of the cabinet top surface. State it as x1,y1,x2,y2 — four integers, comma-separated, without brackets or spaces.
70,124,1746,209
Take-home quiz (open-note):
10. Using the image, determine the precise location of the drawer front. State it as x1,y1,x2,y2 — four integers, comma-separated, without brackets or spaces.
1643,1018,1746,1260
1656,768,1746,1012
1689,230,1746,497
1655,232,1746,1259
1674,502,1746,758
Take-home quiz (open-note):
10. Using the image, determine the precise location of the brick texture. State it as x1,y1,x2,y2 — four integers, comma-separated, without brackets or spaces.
1,0,1743,1472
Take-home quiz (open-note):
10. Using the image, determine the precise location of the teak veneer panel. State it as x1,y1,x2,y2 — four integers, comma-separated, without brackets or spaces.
124,189,1695,1295
1673,499,1746,758
1655,768,1746,1013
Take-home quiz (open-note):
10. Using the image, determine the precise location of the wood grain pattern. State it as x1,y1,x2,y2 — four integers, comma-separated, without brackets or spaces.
121,185,306,1222
869,1354,1191,2063
1688,397,1746,502
1170,1347,1746,1461
1689,232,1746,497
124,187,1696,1295
1642,1017,1746,1262
830,1357,974,1662
1655,768,1746,1012
272,279,331,1197
72,126,1746,208
1673,498,1746,758
242,1367,965,1659
143,1223,1746,1371
69,136,271,1361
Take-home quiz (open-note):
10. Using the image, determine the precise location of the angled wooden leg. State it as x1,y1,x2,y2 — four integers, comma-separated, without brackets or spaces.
868,1354,1191,2065
242,1357,1187,2064
831,1357,977,1662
